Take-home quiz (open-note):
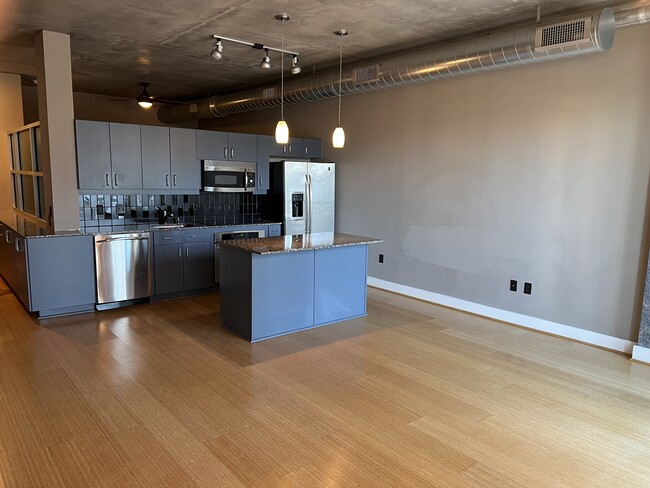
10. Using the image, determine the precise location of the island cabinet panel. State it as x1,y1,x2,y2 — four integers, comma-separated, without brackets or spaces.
251,250,315,340
313,246,368,326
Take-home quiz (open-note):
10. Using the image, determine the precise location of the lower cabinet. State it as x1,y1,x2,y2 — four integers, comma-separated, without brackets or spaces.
153,229,214,295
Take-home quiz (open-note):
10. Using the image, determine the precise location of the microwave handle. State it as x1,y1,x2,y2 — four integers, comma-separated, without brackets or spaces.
243,169,248,191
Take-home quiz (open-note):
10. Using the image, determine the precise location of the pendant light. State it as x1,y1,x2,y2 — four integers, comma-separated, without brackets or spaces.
333,29,348,148
275,13,290,144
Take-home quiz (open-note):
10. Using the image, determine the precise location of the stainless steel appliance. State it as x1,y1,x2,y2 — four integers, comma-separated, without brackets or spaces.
268,161,335,235
214,229,266,283
202,160,256,192
94,232,152,306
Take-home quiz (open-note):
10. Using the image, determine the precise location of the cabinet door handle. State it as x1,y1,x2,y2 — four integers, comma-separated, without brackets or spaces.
259,176,263,187
105,173,110,187
166,174,169,187
114,173,118,187
15,237,20,252
283,145,287,154
186,246,189,257
163,237,174,240
231,148,234,159
304,145,308,155
224,147,228,159
4,230,9,242
173,175,177,187
178,247,182,258
288,144,292,154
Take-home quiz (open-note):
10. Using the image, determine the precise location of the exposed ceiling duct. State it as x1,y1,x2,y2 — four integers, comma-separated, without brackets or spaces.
158,7,630,124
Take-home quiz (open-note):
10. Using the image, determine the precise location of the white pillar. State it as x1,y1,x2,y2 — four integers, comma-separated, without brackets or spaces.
34,30,79,231
0,73,24,223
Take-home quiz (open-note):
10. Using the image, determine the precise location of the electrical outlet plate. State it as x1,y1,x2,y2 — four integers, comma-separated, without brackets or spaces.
510,279,517,292
379,254,384,264
524,282,532,295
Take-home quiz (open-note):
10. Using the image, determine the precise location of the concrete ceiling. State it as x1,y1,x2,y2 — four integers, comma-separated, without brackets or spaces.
0,0,624,101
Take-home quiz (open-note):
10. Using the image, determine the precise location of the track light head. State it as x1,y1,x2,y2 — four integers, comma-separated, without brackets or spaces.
211,39,223,60
290,54,301,74
260,49,271,69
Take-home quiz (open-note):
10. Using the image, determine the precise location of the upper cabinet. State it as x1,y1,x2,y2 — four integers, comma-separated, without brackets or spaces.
76,120,112,190
170,128,200,191
109,123,143,190
196,130,257,162
269,137,322,159
141,125,171,190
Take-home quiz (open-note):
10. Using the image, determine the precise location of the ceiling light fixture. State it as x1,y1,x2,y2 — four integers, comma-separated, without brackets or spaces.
275,13,290,144
136,82,154,109
211,39,223,60
332,29,348,148
291,54,301,75
260,49,271,69
209,34,300,75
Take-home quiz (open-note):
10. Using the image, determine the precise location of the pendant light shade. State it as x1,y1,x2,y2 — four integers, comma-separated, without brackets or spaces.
275,119,289,144
275,14,290,144
332,29,348,148
332,126,345,148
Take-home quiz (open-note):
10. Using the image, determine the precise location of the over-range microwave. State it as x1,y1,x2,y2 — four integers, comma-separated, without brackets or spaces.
202,160,256,193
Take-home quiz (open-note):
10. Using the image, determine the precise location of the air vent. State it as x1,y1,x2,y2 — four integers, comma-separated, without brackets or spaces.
353,64,380,84
262,87,277,99
535,17,592,50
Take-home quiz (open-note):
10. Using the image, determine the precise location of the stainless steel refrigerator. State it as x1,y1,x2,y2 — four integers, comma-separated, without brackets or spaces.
267,161,335,235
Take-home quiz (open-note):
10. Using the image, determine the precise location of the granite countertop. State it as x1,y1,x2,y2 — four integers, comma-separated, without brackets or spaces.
0,217,281,239
221,232,382,255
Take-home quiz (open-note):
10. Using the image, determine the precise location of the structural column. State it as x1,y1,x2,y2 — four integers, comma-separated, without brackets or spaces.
34,30,79,231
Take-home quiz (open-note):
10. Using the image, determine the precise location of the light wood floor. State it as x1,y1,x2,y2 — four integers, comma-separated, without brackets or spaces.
1,280,650,487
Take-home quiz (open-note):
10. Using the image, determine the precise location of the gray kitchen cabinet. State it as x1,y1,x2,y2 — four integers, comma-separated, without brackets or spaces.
196,130,228,160
153,228,214,295
154,243,184,294
13,235,30,309
303,138,322,159
27,235,96,317
170,128,200,191
183,241,214,291
270,136,303,158
267,224,282,237
76,120,112,190
255,135,270,193
109,122,143,190
141,125,171,190
196,130,257,162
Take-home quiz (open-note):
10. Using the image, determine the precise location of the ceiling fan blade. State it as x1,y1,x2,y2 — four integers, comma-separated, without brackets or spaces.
151,98,185,106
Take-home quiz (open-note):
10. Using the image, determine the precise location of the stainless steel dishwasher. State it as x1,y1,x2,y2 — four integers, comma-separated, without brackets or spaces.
94,232,152,307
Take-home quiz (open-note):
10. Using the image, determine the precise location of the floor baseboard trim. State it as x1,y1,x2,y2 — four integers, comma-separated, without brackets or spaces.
367,277,635,355
632,345,650,364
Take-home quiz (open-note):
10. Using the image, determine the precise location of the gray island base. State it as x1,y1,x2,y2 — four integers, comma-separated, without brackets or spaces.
220,233,382,342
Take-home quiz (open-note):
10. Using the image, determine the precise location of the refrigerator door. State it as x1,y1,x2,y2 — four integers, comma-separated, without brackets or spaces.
307,162,335,233
283,161,309,235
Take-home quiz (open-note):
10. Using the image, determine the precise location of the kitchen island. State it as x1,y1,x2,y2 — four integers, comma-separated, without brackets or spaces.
219,233,381,342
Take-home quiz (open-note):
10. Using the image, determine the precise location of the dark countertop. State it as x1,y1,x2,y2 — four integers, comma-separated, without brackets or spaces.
221,232,382,255
0,216,282,239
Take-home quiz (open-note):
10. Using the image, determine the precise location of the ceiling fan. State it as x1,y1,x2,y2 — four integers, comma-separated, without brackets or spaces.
112,82,185,109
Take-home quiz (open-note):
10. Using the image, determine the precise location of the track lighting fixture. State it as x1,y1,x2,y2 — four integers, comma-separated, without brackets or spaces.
211,39,223,60
209,33,300,74
260,49,271,69
291,55,301,74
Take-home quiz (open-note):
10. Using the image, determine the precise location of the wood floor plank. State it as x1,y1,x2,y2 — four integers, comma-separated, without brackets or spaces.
1,281,650,486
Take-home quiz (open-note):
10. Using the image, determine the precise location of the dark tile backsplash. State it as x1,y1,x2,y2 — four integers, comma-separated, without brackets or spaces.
78,192,263,231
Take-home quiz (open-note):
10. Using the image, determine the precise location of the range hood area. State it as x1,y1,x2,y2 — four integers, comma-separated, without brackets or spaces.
158,5,650,124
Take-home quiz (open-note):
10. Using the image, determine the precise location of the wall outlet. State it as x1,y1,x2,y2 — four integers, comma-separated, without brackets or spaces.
510,279,517,292
524,282,532,295
379,254,384,264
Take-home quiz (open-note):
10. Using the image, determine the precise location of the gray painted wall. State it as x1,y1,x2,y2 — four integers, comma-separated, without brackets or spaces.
202,25,650,342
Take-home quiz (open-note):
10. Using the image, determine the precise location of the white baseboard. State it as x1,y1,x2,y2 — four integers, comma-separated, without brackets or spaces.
632,345,650,364
367,277,636,355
